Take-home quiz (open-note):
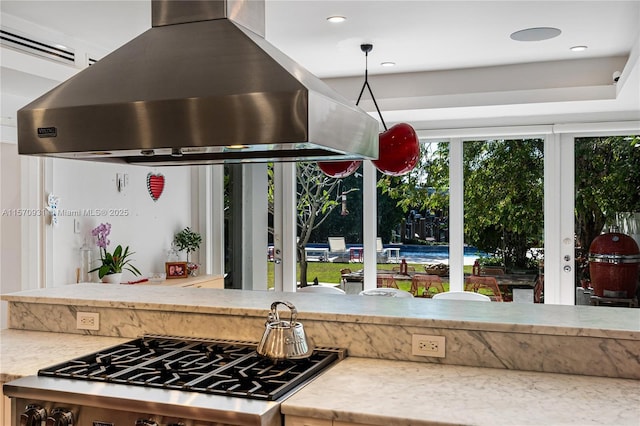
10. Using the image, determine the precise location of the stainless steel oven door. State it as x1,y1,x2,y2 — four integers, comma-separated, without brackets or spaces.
5,376,283,426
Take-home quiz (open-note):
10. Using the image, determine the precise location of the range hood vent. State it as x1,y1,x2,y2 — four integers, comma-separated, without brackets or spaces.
17,0,378,165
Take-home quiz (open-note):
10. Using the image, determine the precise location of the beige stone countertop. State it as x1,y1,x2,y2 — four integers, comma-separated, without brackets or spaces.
281,357,640,426
0,329,130,383
3,284,639,340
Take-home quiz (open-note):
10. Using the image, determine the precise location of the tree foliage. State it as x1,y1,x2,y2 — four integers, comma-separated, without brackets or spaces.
378,143,443,213
463,139,544,268
267,162,355,285
379,139,544,269
264,136,638,283
575,136,640,250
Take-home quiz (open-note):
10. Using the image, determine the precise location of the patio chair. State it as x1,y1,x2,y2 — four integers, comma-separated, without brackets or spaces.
377,237,400,263
297,285,346,294
328,237,349,262
533,273,544,303
359,288,413,298
432,291,491,301
464,276,503,302
410,274,445,297
376,273,398,289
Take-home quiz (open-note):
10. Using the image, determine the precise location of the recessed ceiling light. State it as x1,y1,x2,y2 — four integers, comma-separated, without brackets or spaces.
380,62,395,67
510,27,561,42
326,16,346,23
570,45,588,52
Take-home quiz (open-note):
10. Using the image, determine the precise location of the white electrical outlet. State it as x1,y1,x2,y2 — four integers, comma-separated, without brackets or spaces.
411,334,445,358
77,312,99,330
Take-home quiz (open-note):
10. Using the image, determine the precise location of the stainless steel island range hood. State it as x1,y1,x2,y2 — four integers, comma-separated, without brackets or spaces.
17,0,378,165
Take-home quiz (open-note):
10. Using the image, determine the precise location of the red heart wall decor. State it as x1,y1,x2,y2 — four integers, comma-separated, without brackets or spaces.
147,173,165,201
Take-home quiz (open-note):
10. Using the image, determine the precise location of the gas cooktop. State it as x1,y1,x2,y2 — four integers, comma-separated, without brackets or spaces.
38,335,343,401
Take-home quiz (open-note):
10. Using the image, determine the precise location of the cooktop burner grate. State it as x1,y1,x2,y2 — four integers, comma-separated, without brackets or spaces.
38,335,341,401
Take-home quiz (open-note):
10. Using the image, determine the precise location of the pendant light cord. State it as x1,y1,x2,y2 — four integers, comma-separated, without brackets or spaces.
355,44,387,131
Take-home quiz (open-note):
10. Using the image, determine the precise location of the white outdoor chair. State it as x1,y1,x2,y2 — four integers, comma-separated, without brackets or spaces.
377,237,400,263
297,285,346,294
359,288,414,298
328,236,347,252
328,237,348,262
432,291,491,301
376,237,389,262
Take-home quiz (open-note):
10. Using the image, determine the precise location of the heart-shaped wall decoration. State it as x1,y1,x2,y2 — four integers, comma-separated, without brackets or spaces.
147,173,165,201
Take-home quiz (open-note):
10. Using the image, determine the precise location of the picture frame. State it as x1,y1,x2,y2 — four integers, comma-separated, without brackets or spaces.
166,261,188,279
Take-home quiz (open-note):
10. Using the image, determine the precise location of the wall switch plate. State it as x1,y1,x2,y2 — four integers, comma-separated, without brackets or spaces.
74,218,81,233
411,334,445,358
77,312,99,330
116,173,128,192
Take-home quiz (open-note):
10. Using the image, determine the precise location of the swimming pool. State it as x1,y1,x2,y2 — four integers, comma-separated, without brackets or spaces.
301,243,486,265
394,245,485,265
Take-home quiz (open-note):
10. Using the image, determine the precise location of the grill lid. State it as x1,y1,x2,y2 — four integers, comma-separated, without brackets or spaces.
16,0,378,165
588,229,640,264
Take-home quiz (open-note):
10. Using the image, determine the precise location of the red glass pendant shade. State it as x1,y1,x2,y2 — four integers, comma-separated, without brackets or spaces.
318,45,420,178
373,123,419,176
318,160,361,178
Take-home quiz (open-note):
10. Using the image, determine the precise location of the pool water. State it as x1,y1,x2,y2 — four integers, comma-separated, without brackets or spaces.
396,245,485,265
301,243,486,265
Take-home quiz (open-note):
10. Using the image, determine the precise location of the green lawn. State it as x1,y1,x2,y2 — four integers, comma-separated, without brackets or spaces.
267,261,472,292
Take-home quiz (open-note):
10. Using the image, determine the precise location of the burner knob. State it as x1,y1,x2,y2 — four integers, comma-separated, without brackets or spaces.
20,404,46,426
135,420,159,426
45,407,74,426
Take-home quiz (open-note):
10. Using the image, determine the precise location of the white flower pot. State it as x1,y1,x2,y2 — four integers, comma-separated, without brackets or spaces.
101,273,123,284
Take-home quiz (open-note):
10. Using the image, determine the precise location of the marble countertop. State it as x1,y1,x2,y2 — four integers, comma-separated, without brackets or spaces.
0,329,130,383
2,330,638,426
282,357,640,426
3,284,639,339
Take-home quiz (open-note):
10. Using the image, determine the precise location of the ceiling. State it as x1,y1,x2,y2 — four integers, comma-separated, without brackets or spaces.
2,0,639,132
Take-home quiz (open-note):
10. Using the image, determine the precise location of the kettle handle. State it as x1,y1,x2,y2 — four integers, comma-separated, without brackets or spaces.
269,300,298,324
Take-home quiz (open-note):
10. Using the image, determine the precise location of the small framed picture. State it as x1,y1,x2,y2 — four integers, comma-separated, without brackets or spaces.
166,261,188,279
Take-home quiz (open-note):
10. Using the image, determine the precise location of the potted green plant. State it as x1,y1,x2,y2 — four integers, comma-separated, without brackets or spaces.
90,222,141,283
174,227,202,276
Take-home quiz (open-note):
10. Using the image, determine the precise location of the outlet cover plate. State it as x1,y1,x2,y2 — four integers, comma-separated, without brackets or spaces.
77,312,99,330
411,334,445,358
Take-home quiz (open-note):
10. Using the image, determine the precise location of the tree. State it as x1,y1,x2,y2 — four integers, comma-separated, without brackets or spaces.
575,136,640,251
309,171,363,244
378,143,437,213
379,139,544,269
463,139,544,269
267,162,356,286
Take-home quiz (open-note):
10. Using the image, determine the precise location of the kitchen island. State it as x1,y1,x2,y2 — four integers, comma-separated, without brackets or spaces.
1,285,639,425
2,284,638,379
2,329,638,425
282,357,640,426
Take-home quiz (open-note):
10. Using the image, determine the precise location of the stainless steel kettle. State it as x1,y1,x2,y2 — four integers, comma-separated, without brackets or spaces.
257,301,313,360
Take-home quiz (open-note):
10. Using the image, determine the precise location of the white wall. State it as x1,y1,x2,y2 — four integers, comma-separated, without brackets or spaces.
48,158,193,285
0,143,23,328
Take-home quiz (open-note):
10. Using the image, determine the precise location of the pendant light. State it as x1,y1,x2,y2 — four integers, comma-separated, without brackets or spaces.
318,160,361,178
319,44,419,177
